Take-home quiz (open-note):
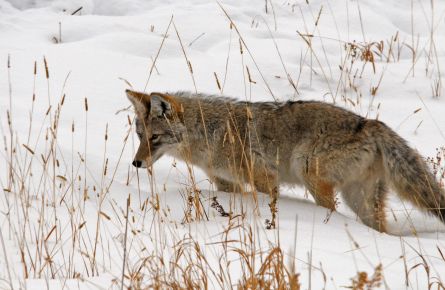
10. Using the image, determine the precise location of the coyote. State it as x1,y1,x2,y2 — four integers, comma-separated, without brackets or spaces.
126,89,445,232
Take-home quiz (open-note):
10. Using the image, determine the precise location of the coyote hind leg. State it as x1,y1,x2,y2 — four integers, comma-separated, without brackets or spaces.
342,179,387,232
310,181,336,211
303,173,336,212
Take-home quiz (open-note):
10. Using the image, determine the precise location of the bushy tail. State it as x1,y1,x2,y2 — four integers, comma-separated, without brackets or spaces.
371,120,445,222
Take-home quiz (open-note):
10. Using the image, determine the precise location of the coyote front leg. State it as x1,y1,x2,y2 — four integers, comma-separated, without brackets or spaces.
211,176,243,193
253,168,279,229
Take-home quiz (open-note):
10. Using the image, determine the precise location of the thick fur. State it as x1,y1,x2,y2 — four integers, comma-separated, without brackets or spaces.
126,90,445,232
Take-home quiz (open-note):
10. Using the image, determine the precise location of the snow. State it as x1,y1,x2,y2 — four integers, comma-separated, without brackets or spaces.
1,0,445,289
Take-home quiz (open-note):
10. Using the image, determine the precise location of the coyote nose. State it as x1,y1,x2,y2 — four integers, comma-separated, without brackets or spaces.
132,160,142,168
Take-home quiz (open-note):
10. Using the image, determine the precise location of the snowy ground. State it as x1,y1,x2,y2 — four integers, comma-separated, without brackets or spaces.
1,0,445,289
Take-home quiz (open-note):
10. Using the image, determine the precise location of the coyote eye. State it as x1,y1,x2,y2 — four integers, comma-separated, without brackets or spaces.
150,134,160,142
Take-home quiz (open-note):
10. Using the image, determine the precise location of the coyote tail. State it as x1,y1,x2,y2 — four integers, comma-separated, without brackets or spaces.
372,120,445,222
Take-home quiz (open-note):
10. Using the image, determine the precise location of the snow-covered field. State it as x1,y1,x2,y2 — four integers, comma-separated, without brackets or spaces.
1,0,445,289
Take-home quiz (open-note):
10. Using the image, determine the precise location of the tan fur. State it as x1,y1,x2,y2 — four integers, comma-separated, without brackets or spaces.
126,90,445,233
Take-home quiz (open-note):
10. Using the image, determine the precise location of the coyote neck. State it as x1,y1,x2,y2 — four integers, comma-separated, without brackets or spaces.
178,96,240,141
170,95,244,165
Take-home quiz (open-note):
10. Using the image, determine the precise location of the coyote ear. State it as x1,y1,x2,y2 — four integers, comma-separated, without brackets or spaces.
126,89,150,116
150,94,172,117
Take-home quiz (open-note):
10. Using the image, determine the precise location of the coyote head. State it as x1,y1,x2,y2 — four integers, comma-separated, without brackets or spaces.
126,90,185,168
